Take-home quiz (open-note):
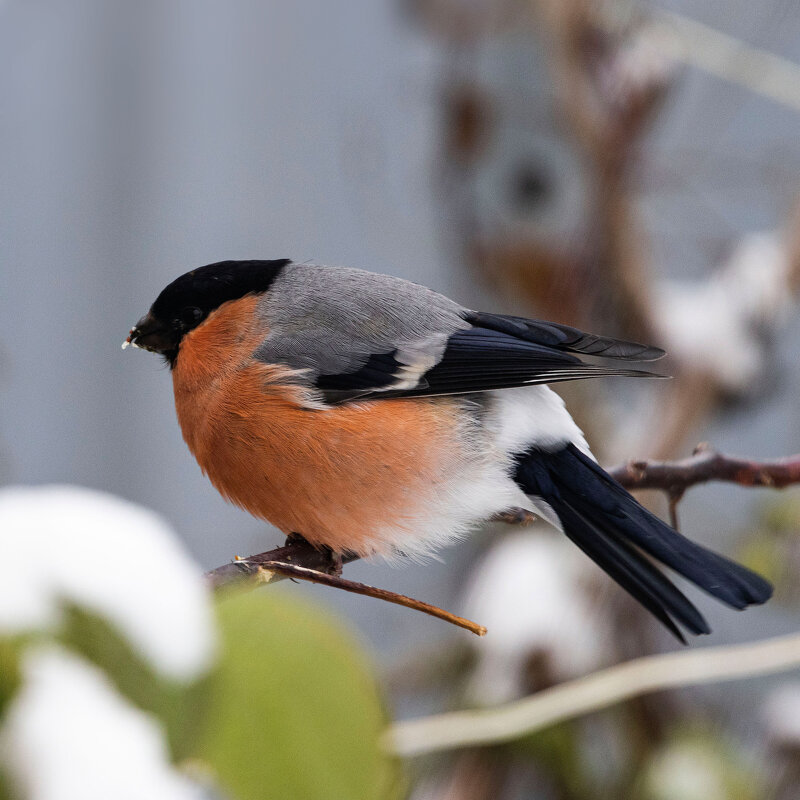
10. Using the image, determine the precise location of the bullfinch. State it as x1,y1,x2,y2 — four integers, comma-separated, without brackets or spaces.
125,259,772,640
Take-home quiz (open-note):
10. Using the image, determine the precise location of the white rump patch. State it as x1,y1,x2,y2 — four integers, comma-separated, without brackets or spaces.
483,385,591,457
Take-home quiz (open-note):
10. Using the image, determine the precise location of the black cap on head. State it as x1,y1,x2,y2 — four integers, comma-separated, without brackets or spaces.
127,259,291,365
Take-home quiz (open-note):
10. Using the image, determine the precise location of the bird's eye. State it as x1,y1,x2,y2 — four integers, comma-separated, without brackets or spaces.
180,306,204,326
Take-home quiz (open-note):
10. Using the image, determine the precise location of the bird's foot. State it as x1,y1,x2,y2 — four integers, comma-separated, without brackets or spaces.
284,533,343,576
320,547,344,577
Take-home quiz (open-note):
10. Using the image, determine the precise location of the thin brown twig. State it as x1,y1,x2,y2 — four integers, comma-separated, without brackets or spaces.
255,561,486,637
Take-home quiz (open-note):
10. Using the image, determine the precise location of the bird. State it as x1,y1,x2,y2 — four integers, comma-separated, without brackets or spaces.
124,259,772,641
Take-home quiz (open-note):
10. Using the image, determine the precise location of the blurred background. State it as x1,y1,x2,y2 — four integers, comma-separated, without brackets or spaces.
2,0,800,797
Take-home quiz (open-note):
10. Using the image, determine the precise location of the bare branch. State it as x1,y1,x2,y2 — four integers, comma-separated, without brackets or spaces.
206,538,486,636
610,447,800,494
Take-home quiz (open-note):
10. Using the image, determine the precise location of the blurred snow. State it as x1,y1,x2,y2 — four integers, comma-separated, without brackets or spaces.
461,529,612,704
0,645,203,800
643,740,730,800
763,681,800,746
0,485,214,681
654,232,791,393
600,22,677,107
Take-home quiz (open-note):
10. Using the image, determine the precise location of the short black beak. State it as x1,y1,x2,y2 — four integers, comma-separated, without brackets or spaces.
124,312,175,354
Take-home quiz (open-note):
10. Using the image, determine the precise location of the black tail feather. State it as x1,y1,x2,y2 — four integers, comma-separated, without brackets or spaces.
568,448,773,609
513,444,773,640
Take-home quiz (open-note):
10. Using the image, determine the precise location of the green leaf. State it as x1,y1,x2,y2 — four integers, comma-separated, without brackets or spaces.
0,768,13,800
0,639,21,719
192,589,396,800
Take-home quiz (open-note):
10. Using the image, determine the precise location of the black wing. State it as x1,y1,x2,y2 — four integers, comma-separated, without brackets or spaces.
316,311,665,404
464,312,665,361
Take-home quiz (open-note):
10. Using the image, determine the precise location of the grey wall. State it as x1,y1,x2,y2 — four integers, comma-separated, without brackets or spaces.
2,0,799,664
0,0,450,560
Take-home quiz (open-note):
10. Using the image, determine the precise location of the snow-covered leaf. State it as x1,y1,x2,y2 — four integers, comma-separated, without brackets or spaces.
0,646,204,800
0,486,214,682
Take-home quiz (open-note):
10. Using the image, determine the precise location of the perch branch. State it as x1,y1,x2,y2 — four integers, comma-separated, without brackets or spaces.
206,538,358,589
207,538,485,636
205,447,800,632
609,446,800,494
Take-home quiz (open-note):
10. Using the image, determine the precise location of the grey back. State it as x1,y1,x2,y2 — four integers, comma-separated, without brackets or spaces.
254,263,470,380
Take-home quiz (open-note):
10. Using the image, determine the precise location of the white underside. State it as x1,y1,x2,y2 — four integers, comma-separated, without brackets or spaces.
372,386,591,560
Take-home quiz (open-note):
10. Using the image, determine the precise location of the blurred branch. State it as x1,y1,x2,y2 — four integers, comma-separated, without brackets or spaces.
436,3,800,466
387,631,800,756
532,0,671,342
651,9,800,113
